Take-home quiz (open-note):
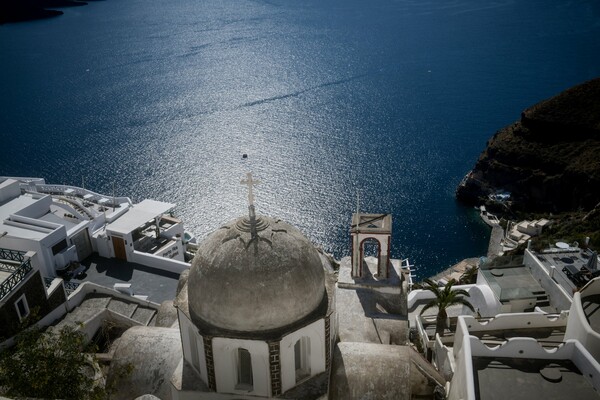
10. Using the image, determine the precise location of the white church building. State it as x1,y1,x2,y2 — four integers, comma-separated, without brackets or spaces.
106,174,337,399
102,174,431,399
173,211,335,398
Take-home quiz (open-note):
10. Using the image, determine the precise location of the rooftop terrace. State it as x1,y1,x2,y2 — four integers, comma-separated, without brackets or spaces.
0,249,33,301
535,248,599,291
473,357,599,400
480,256,547,308
72,254,181,304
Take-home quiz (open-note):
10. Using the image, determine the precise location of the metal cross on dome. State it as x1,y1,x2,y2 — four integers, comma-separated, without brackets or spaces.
240,172,261,242
240,172,260,209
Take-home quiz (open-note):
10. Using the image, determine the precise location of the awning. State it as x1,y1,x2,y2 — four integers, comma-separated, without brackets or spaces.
106,199,175,235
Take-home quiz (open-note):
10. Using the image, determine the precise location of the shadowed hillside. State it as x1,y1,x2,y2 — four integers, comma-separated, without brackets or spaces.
457,78,600,213
0,0,89,24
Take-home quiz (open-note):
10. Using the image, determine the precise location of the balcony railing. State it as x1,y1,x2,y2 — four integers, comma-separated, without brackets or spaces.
0,248,25,263
64,281,80,296
0,249,33,300
0,261,21,274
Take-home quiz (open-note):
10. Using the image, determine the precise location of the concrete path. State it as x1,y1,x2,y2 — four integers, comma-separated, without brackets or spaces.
487,225,504,258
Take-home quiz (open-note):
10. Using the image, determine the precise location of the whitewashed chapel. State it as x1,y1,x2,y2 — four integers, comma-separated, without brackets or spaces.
106,174,425,399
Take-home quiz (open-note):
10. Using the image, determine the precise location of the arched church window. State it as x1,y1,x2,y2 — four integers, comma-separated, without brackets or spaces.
294,336,311,382
236,348,253,390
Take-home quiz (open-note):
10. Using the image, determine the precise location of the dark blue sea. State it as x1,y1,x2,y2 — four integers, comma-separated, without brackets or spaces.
1,0,599,279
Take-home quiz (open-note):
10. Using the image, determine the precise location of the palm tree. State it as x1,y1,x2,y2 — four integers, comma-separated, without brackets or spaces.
459,265,478,285
420,278,475,337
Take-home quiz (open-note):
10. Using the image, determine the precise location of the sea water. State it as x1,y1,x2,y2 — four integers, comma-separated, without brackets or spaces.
1,0,599,279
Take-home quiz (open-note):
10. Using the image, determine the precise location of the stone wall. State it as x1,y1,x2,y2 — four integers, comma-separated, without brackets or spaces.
269,341,281,396
0,270,63,339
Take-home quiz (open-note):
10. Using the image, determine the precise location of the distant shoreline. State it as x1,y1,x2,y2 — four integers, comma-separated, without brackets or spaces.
0,7,63,24
427,257,479,283
1,0,89,24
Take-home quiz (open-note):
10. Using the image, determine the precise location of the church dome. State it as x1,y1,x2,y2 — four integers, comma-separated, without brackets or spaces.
187,214,325,333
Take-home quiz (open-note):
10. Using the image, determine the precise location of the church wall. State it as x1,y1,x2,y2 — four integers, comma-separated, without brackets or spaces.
212,337,270,398
177,309,208,385
130,249,190,274
0,270,54,339
280,318,326,393
197,333,208,383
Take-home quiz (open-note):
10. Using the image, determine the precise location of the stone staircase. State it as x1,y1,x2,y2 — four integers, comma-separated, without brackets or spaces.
533,290,551,308
54,293,157,332
106,296,157,326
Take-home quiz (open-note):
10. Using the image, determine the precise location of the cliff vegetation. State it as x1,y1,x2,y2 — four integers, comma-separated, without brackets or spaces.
457,78,600,214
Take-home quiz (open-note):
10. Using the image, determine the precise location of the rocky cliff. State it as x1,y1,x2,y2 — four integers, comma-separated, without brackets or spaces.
456,78,600,213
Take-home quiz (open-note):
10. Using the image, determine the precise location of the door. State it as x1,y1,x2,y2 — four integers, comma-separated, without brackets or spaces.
72,229,93,261
112,236,127,260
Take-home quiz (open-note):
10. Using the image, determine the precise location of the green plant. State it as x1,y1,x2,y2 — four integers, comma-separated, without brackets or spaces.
0,326,106,400
420,278,475,337
459,266,478,285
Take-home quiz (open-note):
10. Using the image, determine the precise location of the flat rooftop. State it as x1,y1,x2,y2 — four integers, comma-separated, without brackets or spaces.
336,257,408,345
350,213,392,233
0,193,48,240
336,285,408,345
74,255,181,304
107,199,175,235
473,357,600,400
536,249,598,290
39,210,78,231
480,256,544,302
537,249,593,268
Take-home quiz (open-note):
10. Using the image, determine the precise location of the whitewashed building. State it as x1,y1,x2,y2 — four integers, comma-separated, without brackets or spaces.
0,177,192,277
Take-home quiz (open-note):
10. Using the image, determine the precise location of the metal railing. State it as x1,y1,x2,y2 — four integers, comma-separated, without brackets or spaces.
64,281,80,296
0,257,33,301
0,248,26,263
0,261,21,273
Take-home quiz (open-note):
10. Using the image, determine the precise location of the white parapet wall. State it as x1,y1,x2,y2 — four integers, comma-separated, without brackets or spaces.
565,279,600,363
447,333,476,400
408,284,479,309
434,334,454,381
451,312,568,358
523,249,573,311
438,314,568,392
130,250,190,274
448,311,600,400
457,311,568,336
449,336,600,400
415,315,431,354
408,284,500,325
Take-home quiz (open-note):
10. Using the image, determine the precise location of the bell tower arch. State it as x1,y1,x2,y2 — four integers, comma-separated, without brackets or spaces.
350,213,392,279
